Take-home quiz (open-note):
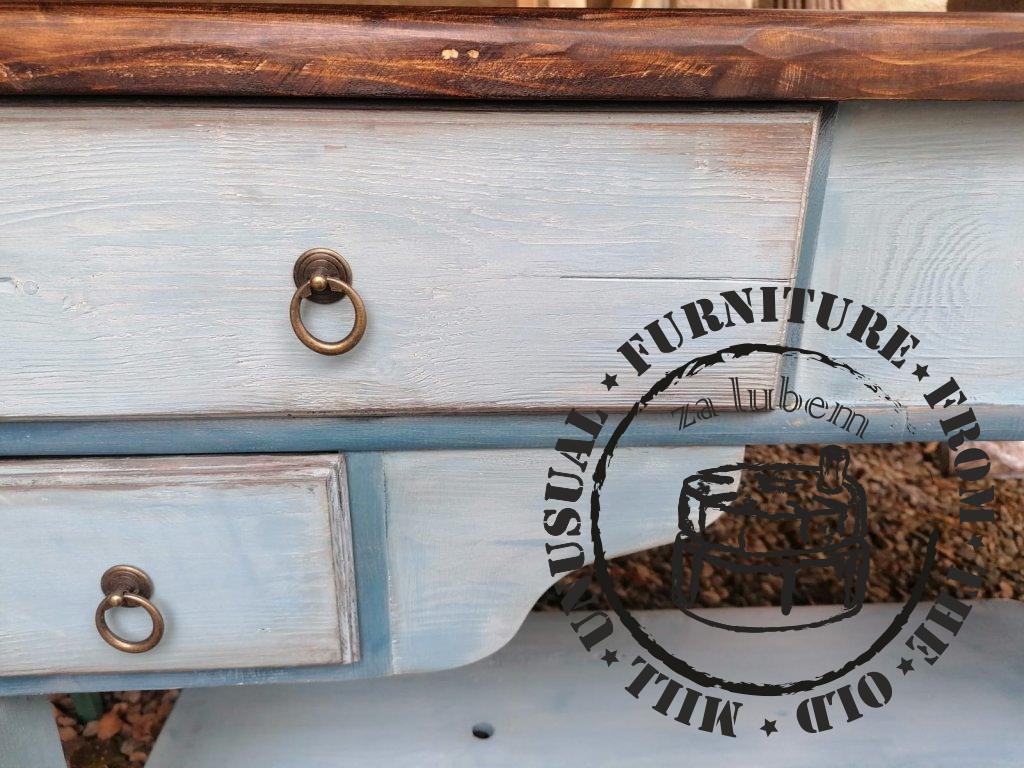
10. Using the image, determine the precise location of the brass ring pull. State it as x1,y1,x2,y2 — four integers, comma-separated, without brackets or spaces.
290,248,367,356
95,565,165,654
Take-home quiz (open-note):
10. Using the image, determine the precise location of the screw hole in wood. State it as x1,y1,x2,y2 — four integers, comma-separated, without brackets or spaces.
471,722,494,740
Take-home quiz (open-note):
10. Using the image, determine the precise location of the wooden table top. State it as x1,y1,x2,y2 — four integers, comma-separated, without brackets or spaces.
1,3,1023,100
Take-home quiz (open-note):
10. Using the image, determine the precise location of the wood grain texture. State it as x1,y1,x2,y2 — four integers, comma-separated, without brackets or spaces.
0,104,815,419
2,4,1024,100
0,446,738,694
149,603,1024,768
793,103,1024,412
380,446,739,673
0,454,358,677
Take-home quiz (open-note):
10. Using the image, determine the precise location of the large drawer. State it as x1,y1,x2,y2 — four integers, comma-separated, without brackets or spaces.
0,454,357,677
0,105,819,419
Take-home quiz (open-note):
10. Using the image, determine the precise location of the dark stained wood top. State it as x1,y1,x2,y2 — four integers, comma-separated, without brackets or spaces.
2,3,1024,101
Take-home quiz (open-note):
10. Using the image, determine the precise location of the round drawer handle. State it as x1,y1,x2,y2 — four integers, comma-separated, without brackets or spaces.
290,248,367,356
95,565,165,654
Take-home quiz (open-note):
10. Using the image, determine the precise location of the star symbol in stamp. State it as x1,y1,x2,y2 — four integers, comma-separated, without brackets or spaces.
969,534,984,550
602,373,619,390
913,364,930,381
898,657,915,675
760,719,779,737
601,649,619,666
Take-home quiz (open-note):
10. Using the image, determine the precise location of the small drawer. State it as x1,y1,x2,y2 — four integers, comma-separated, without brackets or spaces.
0,454,357,677
0,104,818,419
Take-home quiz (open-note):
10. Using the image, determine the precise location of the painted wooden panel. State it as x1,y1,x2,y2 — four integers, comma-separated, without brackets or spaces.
793,103,1024,409
0,454,357,676
148,602,1024,768
0,406,1022,459
0,446,738,695
380,446,737,674
0,696,64,768
0,105,817,419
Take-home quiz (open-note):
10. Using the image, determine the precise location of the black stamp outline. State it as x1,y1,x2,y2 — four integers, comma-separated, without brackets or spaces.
542,288,996,739
671,447,870,633
590,342,938,695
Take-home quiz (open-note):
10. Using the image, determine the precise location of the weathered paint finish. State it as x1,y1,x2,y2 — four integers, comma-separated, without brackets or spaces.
0,406,1022,458
0,104,816,419
148,602,1024,768
794,103,1024,410
381,447,737,673
0,454,358,677
0,101,1020,724
0,446,739,695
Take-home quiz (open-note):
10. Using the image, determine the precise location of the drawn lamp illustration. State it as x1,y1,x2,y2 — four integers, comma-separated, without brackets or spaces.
672,445,870,632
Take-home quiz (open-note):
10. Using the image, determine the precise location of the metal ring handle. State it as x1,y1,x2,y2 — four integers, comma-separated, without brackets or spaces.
289,276,367,356
95,591,165,654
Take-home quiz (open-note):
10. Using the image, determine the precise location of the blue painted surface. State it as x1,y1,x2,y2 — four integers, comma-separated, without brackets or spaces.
1,102,1023,705
150,602,1024,768
0,453,393,696
0,408,1021,460
778,104,836,396
0,696,64,767
340,453,392,678
784,103,837,355
793,102,1024,408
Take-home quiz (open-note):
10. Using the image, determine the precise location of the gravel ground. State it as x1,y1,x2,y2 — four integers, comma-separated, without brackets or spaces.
538,442,1022,609
52,691,178,768
54,442,1022,767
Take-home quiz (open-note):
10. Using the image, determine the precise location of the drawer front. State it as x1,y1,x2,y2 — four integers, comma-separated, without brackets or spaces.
0,454,357,676
0,106,817,420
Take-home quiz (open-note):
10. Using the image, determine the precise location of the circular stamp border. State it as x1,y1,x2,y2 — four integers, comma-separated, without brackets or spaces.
590,343,938,696
543,293,995,733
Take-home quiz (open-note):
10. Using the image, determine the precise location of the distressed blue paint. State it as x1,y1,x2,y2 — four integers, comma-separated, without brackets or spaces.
339,453,392,678
0,454,393,697
0,105,810,421
777,104,837,401
0,407,1021,460
0,446,734,696
149,602,1024,768
793,102,1024,408
784,103,837,355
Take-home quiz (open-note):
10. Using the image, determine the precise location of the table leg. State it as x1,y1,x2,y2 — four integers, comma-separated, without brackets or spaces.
0,696,65,768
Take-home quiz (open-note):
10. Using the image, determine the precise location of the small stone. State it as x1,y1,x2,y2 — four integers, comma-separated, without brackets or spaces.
131,712,159,742
96,710,123,740
700,589,722,607
58,726,77,742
